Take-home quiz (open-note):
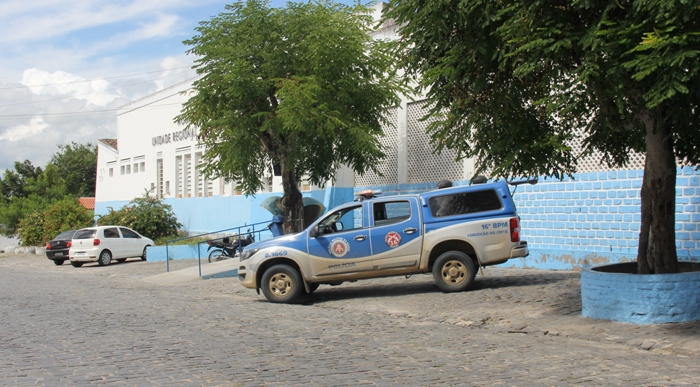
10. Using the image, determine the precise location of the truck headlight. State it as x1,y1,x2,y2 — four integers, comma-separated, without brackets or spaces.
240,248,259,262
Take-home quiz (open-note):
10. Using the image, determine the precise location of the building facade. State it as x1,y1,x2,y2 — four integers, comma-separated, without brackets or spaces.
95,3,700,269
95,77,354,234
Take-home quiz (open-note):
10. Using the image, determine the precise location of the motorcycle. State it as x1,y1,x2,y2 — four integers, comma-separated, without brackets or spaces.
207,231,255,263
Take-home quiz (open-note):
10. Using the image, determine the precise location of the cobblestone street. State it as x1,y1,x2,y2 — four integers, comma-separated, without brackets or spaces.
1,254,698,386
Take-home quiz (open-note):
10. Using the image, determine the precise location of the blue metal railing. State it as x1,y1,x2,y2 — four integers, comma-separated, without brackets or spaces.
164,221,272,277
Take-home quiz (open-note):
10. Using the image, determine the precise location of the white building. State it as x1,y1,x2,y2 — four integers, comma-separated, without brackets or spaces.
98,78,279,203
94,3,698,271
95,3,476,235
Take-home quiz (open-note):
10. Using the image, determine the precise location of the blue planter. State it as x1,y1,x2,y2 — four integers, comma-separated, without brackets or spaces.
581,262,700,324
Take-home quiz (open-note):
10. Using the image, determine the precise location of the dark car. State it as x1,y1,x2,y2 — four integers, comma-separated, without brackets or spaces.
46,230,77,266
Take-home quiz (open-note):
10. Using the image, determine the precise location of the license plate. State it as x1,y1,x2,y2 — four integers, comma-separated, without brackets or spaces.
75,252,86,256
55,252,63,256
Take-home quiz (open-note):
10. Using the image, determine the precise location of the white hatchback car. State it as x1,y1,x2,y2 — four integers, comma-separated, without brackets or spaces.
69,226,154,268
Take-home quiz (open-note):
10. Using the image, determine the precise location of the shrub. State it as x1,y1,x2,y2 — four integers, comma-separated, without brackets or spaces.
97,192,181,242
17,211,45,246
43,197,93,240
17,197,93,246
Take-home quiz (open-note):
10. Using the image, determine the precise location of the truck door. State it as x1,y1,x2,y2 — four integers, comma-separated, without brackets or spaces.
370,198,423,270
307,203,375,277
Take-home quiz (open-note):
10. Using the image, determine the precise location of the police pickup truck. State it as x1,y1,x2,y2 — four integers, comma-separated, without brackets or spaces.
238,179,531,303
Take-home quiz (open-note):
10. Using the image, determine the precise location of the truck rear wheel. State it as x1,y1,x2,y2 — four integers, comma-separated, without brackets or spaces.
261,264,303,303
433,251,476,292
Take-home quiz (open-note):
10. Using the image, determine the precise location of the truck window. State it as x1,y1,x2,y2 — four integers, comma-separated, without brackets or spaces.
318,205,363,235
374,201,411,226
429,190,502,217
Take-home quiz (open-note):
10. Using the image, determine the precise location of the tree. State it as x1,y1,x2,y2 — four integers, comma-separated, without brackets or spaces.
0,160,42,200
176,0,403,233
384,0,700,274
41,197,93,243
0,162,60,236
49,142,97,198
98,191,181,242
17,197,92,246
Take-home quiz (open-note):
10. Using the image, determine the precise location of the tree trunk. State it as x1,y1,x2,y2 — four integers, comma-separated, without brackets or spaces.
280,166,304,235
637,114,678,274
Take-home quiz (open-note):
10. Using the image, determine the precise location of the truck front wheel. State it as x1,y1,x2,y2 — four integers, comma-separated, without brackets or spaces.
433,251,476,292
261,264,303,303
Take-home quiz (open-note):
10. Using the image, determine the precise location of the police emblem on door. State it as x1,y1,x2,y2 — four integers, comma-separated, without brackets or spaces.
329,238,350,257
385,231,401,248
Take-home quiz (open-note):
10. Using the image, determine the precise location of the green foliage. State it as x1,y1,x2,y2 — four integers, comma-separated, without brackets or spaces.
385,0,700,272
17,211,45,246
0,163,68,236
176,0,404,232
42,197,93,242
97,191,182,242
0,160,42,200
16,197,93,246
0,142,97,236
49,142,97,197
384,0,700,177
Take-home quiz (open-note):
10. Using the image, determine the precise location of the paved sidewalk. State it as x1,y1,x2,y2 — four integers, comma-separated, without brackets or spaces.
185,257,700,358
1,253,698,386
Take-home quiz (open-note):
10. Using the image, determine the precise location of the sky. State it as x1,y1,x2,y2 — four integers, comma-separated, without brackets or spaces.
0,0,356,175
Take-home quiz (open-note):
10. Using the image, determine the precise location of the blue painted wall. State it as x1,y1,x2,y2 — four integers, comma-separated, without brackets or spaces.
95,186,355,236
97,168,700,270
360,168,700,270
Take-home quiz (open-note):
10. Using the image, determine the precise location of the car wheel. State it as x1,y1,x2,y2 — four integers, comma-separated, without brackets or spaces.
208,249,224,263
97,250,112,266
70,261,83,268
261,264,303,303
432,251,477,292
141,246,148,261
53,259,65,266
117,259,127,263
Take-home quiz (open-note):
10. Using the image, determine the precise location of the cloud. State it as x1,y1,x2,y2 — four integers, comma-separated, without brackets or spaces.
0,0,190,45
0,0,223,174
0,117,48,142
87,13,182,54
21,69,120,107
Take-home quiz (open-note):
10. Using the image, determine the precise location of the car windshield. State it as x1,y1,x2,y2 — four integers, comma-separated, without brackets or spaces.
74,229,97,239
55,230,76,240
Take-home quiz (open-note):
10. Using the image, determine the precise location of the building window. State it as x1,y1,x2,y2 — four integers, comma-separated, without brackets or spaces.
120,166,125,175
109,168,113,177
125,164,131,174
195,152,204,197
185,154,192,197
157,159,164,198
176,155,183,198
140,162,145,172
133,163,139,173
175,154,192,198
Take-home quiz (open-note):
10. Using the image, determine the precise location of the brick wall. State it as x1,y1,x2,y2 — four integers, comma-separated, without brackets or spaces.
357,167,700,270
511,167,700,269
